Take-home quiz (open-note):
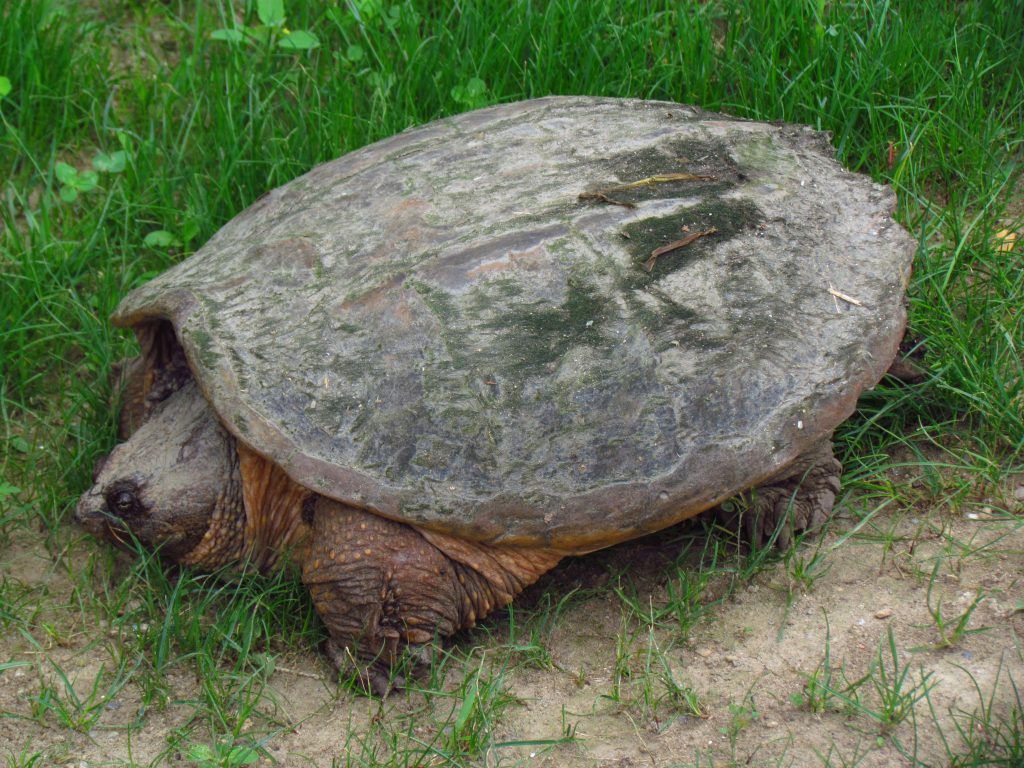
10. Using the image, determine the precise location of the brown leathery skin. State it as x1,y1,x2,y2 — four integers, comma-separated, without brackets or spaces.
235,443,312,571
178,440,246,569
178,441,313,572
302,497,562,668
417,528,563,612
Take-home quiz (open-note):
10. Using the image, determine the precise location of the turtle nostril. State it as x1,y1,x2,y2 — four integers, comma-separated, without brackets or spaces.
75,491,108,532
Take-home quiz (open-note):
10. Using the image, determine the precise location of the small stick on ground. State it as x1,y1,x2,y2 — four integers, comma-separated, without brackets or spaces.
276,664,325,680
644,227,718,272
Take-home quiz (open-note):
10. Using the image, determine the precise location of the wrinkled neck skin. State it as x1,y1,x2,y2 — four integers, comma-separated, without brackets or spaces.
175,439,247,569
76,381,310,573
182,442,313,573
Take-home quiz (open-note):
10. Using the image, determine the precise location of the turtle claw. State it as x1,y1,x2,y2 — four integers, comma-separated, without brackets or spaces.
324,638,405,697
719,440,841,550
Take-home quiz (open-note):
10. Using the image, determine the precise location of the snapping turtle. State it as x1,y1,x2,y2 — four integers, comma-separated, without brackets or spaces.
76,97,914,691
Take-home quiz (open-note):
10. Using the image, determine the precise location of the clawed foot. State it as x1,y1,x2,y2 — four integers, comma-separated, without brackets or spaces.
717,440,841,549
324,638,442,697
324,638,405,697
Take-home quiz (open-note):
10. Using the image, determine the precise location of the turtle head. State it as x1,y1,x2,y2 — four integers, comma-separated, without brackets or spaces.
76,381,243,563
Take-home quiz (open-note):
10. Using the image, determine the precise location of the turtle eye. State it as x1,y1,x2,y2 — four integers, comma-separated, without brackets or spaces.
107,488,141,518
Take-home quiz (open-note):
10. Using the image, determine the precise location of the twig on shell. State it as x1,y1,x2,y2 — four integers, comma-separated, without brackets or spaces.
827,284,865,308
644,227,718,272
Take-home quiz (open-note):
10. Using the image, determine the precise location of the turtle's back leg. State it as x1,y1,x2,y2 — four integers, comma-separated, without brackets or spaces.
302,498,561,695
719,439,842,549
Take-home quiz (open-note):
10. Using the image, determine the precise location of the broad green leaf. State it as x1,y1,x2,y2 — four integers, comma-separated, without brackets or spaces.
226,746,259,767
257,0,285,27
346,43,364,62
0,481,21,499
0,76,10,99
143,230,181,248
245,26,270,43
211,28,245,43
353,0,382,20
55,161,78,184
59,186,78,202
186,744,214,764
76,169,98,191
10,437,29,454
181,219,200,243
451,78,487,107
92,150,127,173
277,29,319,50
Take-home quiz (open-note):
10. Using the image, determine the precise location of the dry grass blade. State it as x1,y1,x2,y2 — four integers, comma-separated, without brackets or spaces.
617,172,716,190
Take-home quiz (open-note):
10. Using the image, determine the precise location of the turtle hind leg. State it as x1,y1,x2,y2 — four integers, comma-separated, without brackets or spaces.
302,498,561,695
719,439,842,550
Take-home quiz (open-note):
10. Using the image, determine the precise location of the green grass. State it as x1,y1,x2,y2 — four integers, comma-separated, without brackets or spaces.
1,0,1022,765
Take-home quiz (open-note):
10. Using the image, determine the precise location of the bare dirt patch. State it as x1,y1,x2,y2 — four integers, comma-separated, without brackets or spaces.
1,499,1022,767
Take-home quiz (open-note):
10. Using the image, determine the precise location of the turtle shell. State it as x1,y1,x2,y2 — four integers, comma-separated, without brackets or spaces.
115,97,914,553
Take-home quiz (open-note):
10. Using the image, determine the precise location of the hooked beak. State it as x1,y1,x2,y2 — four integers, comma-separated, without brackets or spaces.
75,489,107,533
75,489,130,547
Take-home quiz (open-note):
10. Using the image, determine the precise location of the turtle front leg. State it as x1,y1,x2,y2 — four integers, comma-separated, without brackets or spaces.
721,438,842,549
302,498,561,695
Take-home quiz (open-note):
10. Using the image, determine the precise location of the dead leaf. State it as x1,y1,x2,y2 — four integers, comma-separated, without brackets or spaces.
643,227,718,272
995,228,1018,253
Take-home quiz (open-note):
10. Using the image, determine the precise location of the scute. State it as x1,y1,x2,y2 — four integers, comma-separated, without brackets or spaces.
114,97,915,552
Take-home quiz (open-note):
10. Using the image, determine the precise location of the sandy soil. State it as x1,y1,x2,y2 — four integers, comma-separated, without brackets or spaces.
1,495,1021,767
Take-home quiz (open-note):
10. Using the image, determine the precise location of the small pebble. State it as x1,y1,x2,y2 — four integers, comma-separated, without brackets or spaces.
1013,485,1024,502
874,608,893,619
724,655,737,665
696,648,713,658
961,650,974,660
